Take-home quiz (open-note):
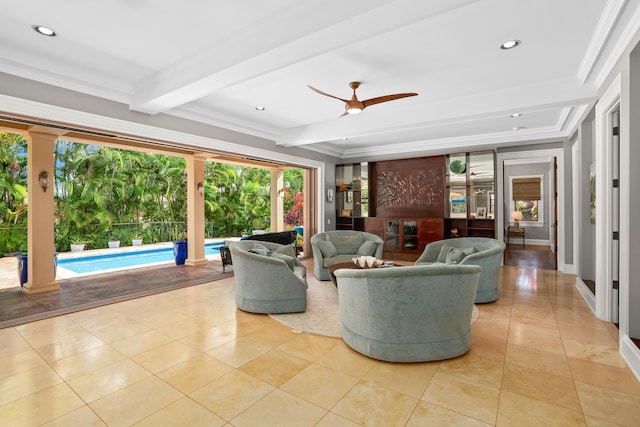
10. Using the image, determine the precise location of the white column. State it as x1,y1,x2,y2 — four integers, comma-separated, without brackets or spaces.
185,156,208,266
270,169,284,231
23,131,59,294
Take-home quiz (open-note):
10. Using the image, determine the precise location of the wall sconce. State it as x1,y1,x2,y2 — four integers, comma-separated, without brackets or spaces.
38,171,50,192
278,188,285,199
197,182,204,196
327,188,334,203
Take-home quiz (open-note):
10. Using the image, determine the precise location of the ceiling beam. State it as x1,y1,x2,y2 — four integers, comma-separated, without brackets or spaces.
129,0,478,115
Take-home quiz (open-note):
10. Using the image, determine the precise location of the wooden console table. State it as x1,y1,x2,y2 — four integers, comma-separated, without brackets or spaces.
506,226,525,246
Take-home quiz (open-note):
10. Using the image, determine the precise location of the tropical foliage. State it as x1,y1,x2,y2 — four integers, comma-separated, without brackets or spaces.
0,133,304,253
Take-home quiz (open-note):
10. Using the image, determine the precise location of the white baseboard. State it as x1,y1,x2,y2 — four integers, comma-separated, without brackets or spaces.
620,334,640,383
562,263,576,274
575,276,596,315
523,239,550,246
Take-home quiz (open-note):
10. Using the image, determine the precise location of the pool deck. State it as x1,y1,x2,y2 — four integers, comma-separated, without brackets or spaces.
0,238,240,292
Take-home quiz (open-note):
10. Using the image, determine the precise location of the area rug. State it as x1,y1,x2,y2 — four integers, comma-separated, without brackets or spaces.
270,277,341,337
269,277,479,338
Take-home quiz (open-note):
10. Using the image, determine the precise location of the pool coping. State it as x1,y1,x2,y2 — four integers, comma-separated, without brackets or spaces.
55,238,235,278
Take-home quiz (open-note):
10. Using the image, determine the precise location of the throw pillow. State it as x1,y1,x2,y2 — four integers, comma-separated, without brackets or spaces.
317,240,338,258
248,243,270,256
445,249,467,264
436,245,453,263
272,244,296,258
270,252,295,270
332,234,364,255
357,240,378,256
461,247,477,257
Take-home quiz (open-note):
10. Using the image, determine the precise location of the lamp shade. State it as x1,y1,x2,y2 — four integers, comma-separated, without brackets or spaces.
511,211,523,221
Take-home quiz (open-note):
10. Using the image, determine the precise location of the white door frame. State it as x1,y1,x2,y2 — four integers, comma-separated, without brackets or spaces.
594,74,621,322
497,148,566,272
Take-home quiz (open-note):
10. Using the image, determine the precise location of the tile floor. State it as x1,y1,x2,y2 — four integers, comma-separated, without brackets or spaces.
1,260,640,426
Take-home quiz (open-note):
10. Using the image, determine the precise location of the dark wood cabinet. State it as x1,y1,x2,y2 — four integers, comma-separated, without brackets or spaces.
336,216,365,231
365,217,443,259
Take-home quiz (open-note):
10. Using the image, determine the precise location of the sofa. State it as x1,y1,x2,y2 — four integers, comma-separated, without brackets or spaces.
415,237,506,303
230,240,307,313
221,230,298,271
334,264,481,362
310,231,383,280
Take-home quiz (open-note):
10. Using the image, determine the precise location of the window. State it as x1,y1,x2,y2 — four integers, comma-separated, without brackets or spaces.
509,175,543,226
514,200,538,221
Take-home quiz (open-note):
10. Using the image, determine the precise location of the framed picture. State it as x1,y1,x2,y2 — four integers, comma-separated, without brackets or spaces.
476,207,487,218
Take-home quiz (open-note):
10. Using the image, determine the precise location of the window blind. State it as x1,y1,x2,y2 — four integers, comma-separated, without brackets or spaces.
512,177,541,200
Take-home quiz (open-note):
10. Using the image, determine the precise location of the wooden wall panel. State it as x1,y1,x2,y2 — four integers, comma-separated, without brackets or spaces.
372,156,445,218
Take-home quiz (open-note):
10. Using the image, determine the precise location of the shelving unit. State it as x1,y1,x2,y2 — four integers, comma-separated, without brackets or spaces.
335,162,368,231
445,151,496,238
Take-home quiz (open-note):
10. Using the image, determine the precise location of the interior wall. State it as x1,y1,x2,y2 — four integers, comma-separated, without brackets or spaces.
628,44,640,338
579,114,596,282
503,163,551,242
563,140,573,263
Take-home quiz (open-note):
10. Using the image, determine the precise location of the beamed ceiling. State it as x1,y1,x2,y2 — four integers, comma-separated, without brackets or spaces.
1,0,639,160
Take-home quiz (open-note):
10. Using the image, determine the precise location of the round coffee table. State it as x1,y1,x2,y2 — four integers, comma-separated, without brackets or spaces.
328,262,361,286
328,261,399,286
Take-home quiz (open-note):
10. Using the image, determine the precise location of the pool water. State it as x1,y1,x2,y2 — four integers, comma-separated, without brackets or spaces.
58,242,223,274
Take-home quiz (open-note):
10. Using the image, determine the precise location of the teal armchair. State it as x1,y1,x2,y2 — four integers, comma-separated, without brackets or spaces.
415,237,506,303
335,264,481,362
230,240,307,313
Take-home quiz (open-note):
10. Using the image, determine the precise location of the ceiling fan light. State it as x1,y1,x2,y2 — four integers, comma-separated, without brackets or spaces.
32,25,56,37
501,39,521,50
346,107,362,114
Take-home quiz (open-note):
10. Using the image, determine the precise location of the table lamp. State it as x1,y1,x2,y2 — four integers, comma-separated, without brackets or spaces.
511,210,522,227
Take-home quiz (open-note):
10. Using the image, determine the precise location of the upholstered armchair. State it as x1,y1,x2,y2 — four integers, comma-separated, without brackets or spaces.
335,264,481,362
230,240,307,313
415,237,506,303
310,231,383,280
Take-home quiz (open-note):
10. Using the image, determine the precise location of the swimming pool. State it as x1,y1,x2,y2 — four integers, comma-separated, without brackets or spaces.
58,242,224,274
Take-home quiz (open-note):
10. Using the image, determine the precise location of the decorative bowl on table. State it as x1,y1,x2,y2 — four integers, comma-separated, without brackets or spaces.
352,256,383,268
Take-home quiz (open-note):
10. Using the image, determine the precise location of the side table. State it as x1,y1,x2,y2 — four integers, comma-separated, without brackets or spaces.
506,226,525,246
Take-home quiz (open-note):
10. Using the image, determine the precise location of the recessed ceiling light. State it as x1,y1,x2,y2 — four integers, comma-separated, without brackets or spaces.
255,106,265,111
510,113,522,117
500,39,521,50
341,137,349,141
32,25,56,37
513,126,526,131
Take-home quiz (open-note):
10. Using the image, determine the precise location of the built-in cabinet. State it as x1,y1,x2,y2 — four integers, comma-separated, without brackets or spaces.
365,217,443,259
445,151,496,238
336,152,494,259
335,162,368,231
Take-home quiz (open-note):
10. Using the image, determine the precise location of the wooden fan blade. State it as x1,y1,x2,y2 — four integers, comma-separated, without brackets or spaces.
362,93,418,109
307,85,349,103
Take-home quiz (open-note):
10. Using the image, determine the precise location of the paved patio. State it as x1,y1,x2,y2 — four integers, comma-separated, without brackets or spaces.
0,239,238,292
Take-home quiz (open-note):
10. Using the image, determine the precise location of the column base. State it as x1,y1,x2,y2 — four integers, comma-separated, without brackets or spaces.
22,281,60,294
185,258,209,267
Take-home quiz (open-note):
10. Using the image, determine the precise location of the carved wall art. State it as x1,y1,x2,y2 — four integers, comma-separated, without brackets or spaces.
373,156,445,217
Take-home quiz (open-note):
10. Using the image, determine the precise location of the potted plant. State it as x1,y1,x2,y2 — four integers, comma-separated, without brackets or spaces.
108,239,121,248
171,228,188,265
131,233,143,246
69,237,86,252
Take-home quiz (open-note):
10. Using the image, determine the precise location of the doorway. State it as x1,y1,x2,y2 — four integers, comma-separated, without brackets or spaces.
498,148,565,272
